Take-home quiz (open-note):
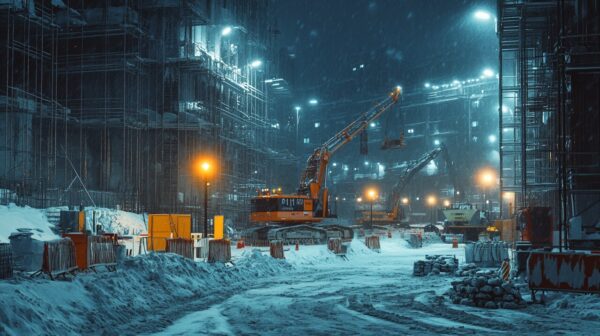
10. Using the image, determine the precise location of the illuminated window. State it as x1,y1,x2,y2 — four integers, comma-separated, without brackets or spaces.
314,122,320,128
303,138,310,144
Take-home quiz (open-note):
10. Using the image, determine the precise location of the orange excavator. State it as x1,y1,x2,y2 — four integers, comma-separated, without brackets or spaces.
245,87,402,244
356,144,460,228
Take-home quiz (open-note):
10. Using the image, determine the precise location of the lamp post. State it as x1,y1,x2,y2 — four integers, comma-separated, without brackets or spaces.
427,195,437,226
366,188,378,230
199,160,213,238
477,168,498,219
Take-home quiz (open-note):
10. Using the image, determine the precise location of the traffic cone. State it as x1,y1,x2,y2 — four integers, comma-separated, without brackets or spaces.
452,238,458,248
236,240,245,249
295,242,299,251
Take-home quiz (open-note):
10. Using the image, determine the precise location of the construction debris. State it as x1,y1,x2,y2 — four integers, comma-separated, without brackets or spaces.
446,270,526,309
413,255,458,276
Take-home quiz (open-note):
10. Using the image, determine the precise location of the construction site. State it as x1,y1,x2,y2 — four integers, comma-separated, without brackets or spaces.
0,1,599,335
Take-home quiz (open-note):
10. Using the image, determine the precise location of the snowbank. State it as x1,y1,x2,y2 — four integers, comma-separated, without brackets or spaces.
0,251,291,335
547,293,600,320
0,204,58,243
89,207,146,235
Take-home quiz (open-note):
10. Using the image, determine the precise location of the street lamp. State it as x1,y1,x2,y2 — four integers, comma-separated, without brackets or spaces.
366,188,378,229
473,10,492,21
221,26,233,36
426,195,437,226
477,168,498,217
249,59,262,68
197,158,215,238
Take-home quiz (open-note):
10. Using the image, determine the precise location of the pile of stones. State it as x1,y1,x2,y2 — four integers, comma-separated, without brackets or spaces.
454,263,480,277
446,270,526,309
413,255,458,276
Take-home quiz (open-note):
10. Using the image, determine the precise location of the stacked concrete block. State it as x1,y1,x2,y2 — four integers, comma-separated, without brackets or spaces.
413,255,458,276
446,270,526,309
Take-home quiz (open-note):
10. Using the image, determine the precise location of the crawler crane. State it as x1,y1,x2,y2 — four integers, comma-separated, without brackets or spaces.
244,87,402,245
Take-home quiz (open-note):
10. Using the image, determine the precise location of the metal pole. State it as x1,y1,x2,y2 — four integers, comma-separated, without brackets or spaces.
204,178,208,238
370,200,373,229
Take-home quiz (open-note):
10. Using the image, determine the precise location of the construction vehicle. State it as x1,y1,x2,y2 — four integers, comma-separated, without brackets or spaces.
355,144,460,228
442,203,489,241
245,87,402,245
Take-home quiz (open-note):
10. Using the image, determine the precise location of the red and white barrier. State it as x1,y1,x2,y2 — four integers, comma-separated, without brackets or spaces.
528,251,600,294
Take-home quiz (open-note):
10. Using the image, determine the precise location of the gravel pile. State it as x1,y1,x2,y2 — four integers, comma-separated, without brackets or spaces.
413,255,458,276
446,270,526,309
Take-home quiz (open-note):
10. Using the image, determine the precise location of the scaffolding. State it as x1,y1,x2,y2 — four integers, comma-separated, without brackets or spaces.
0,0,278,230
499,0,600,248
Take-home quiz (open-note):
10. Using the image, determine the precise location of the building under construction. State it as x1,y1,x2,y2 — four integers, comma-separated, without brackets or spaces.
498,0,600,249
0,0,288,230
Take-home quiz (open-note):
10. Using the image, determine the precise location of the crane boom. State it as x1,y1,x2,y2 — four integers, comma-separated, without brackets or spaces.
298,87,402,198
355,144,460,226
388,144,460,214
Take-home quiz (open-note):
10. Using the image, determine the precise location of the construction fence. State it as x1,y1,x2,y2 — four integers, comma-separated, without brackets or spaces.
0,243,13,279
166,238,194,259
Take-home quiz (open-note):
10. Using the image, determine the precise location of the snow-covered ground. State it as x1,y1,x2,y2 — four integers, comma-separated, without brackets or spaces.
1,236,599,336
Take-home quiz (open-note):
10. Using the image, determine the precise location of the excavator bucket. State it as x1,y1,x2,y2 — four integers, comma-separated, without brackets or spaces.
381,137,405,150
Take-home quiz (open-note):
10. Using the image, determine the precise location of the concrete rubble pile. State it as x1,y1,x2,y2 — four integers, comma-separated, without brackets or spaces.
446,269,526,309
413,255,458,276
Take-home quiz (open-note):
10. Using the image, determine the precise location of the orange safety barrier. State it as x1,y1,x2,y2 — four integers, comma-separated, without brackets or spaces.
236,240,245,249
327,238,344,254
365,235,381,251
528,251,600,294
166,238,194,259
269,240,285,259
63,233,117,271
36,238,77,280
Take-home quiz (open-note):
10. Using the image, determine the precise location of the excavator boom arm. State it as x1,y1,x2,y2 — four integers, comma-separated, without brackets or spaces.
298,87,402,197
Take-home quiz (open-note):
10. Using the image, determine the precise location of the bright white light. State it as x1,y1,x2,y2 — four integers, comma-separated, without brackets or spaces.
396,85,402,91
472,121,478,127
364,161,369,166
482,68,495,78
432,85,439,90
407,128,414,134
488,134,497,143
434,139,440,146
343,165,349,171
221,26,233,36
370,122,376,128
359,64,365,68
308,99,318,105
452,80,460,86
501,105,509,113
250,59,262,68
332,162,337,167
424,82,431,88
474,10,492,21
314,122,320,128
294,106,301,112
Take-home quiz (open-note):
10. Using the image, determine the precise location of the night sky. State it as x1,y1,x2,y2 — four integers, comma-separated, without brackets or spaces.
274,0,498,98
